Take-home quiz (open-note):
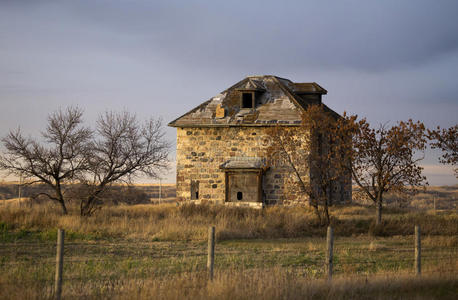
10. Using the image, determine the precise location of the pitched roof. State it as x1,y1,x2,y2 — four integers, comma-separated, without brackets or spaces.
235,78,266,91
168,75,339,127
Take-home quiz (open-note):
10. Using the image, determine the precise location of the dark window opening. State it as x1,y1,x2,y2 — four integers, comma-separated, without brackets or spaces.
191,180,199,200
237,191,243,200
242,93,253,108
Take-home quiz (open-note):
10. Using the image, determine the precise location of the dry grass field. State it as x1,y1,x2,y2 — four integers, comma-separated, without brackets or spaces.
353,185,458,210
0,186,457,299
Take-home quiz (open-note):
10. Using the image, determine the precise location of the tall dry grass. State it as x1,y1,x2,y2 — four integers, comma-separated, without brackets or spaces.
1,202,457,241
119,270,458,300
0,267,456,300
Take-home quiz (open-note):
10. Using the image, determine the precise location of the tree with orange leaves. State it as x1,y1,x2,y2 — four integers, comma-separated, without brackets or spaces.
267,104,351,225
341,117,428,225
427,125,457,178
268,104,428,227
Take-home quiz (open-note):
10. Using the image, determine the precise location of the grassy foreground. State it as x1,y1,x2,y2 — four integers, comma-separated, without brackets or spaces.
1,202,457,241
0,202,457,299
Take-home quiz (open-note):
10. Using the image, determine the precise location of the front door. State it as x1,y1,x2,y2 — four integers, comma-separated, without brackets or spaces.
226,171,261,202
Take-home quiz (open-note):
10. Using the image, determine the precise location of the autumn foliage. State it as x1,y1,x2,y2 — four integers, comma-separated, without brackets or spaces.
342,117,428,225
268,104,429,226
267,105,350,225
428,124,457,178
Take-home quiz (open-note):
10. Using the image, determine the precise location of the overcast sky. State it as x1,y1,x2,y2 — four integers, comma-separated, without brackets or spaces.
1,0,457,184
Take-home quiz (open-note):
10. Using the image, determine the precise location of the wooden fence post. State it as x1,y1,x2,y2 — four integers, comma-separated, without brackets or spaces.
55,229,64,300
207,226,215,281
415,225,421,276
326,226,334,281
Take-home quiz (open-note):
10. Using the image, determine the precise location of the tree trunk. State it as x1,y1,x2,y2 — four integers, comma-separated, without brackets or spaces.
59,200,68,215
81,188,104,216
323,194,330,226
324,204,330,226
311,199,321,224
55,185,68,215
375,197,382,225
80,196,94,216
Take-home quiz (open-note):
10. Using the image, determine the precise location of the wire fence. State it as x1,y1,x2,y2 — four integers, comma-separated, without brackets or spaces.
1,225,457,298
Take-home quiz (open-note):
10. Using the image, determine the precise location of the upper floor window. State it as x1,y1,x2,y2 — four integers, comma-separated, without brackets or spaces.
242,92,254,108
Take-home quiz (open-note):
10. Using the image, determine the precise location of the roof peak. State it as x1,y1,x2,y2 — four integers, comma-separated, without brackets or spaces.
245,75,289,80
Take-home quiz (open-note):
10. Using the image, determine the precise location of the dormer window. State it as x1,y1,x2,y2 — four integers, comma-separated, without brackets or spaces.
241,92,254,108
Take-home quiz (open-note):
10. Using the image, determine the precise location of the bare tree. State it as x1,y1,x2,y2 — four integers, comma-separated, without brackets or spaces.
268,105,350,225
428,124,457,178
0,108,170,216
342,117,428,225
0,107,91,214
78,111,170,216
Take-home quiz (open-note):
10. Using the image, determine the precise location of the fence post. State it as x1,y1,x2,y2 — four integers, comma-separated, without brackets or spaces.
55,229,64,300
207,226,215,281
326,226,334,281
415,225,421,276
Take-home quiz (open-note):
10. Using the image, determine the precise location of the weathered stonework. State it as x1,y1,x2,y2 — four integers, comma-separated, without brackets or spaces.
176,126,306,205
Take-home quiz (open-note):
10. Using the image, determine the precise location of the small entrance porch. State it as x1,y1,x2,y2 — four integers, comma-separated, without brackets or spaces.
220,157,268,208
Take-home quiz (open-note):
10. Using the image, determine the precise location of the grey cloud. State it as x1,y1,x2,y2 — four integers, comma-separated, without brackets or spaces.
48,0,458,72
4,0,458,72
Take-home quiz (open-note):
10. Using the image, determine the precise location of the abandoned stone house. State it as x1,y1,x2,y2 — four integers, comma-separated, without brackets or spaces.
168,75,351,207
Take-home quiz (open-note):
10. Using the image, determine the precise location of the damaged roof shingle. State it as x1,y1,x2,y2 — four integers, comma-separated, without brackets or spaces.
168,75,339,128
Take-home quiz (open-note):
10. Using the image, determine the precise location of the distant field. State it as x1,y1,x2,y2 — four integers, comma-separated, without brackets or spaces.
353,185,457,210
0,182,177,205
1,182,457,209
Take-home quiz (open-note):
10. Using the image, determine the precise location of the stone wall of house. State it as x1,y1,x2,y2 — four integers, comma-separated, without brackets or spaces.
175,126,351,205
176,126,307,205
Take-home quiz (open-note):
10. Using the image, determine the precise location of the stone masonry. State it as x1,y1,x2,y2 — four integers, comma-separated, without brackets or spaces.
176,126,304,205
